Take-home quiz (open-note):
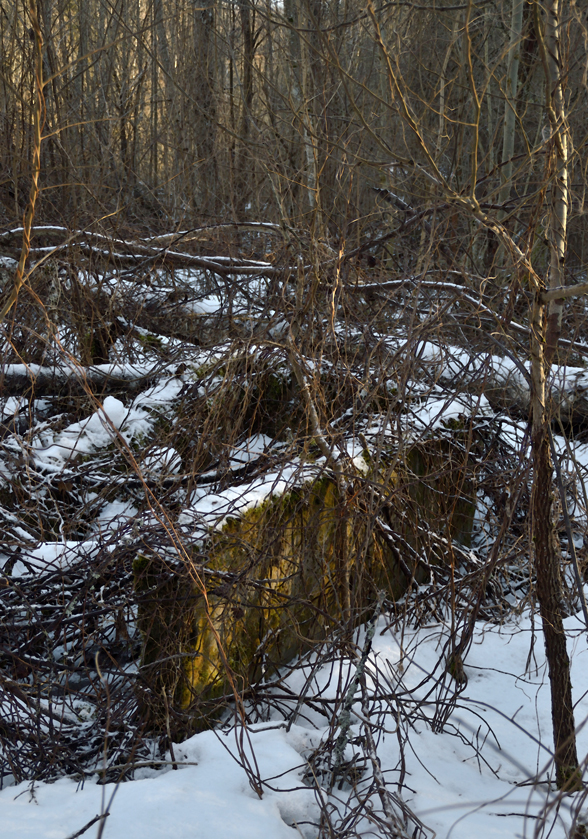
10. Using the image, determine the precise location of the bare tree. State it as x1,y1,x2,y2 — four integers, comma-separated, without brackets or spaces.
529,0,580,790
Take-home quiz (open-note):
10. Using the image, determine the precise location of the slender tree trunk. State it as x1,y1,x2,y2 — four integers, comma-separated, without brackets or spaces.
284,0,303,214
530,296,580,790
1,0,44,323
150,3,159,189
540,0,569,365
499,0,524,213
530,0,579,791
235,0,255,217
193,0,217,216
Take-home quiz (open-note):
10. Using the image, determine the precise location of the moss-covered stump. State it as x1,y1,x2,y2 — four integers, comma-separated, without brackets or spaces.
134,438,475,732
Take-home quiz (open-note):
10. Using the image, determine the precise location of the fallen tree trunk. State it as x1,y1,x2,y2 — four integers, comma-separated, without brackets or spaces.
0,226,282,277
0,361,166,397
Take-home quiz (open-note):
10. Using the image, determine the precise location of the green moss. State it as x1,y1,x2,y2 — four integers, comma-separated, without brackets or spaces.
135,434,477,732
557,765,584,792
138,471,392,725
442,416,467,431
133,554,151,579
138,333,164,351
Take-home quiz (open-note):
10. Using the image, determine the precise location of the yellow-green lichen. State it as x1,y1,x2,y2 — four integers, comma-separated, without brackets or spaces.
136,436,476,731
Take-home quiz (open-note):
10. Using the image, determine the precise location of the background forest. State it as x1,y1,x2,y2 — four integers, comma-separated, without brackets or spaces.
2,1,588,837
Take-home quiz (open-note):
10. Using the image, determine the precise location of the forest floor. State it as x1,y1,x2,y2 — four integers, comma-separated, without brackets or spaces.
3,237,588,838
2,607,588,839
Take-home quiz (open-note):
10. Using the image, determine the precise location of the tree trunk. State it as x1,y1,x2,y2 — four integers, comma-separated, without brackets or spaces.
235,0,255,217
530,0,579,790
192,0,217,216
530,318,580,789
540,0,569,365
499,0,524,215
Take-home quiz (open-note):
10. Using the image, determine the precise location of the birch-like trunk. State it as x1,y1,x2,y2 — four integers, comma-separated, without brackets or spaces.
530,0,579,790
542,0,569,364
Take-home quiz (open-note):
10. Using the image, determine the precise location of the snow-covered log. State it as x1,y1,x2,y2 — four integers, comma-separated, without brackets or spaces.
0,361,167,396
413,341,588,427
0,226,282,277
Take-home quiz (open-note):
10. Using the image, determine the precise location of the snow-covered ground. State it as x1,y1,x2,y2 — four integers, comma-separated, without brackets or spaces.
3,264,588,839
3,607,588,839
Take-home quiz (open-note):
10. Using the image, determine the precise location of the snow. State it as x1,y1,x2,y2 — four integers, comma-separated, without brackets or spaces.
140,446,182,476
94,500,139,533
31,396,149,466
406,392,494,431
228,433,274,464
29,377,185,470
0,396,26,418
182,294,223,314
11,540,100,578
2,607,588,838
179,461,317,537
4,267,588,839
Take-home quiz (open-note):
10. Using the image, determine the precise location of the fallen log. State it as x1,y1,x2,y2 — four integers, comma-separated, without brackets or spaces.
0,226,281,277
0,361,167,397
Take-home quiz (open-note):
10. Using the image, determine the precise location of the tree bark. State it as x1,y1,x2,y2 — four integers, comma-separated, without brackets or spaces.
539,0,569,365
531,379,580,790
499,0,524,214
529,0,580,791
528,43,579,785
